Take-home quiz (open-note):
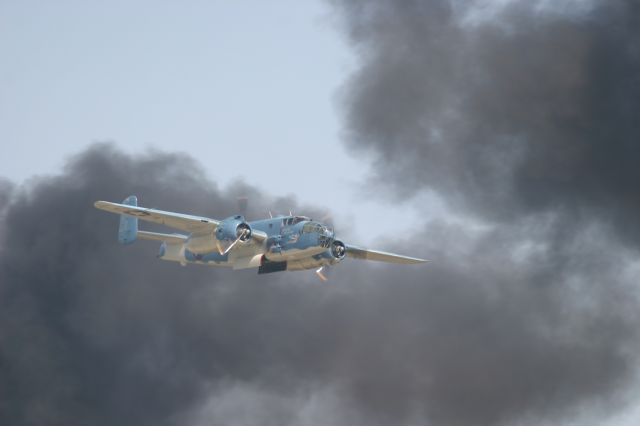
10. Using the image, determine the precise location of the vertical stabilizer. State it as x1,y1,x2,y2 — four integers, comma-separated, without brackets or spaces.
118,195,138,244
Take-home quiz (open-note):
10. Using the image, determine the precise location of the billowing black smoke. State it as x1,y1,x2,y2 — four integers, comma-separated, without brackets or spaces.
326,0,640,424
1,2,640,423
332,0,640,233
0,145,332,425
0,142,638,426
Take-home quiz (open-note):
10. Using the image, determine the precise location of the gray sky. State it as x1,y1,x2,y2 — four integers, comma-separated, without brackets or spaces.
0,0,426,243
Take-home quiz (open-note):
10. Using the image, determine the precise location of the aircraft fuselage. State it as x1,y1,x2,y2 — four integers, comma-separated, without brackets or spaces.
94,196,427,278
159,215,343,273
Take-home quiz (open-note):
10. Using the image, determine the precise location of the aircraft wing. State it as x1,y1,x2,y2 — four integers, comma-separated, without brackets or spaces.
137,230,188,243
345,245,428,264
94,201,219,233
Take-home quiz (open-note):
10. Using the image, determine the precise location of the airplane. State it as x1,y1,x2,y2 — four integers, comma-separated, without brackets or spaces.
94,196,427,280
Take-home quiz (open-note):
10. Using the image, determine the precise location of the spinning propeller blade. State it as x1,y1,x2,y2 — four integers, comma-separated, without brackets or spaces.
216,240,226,255
315,266,329,282
223,236,242,255
219,227,251,255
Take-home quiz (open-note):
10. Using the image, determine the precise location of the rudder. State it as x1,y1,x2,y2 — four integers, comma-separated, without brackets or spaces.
118,195,138,244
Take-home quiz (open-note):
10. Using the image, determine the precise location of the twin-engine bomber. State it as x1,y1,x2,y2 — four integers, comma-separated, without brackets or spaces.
95,196,427,280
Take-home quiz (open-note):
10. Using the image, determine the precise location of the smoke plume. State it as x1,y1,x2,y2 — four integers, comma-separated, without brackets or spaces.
332,0,640,232
2,2,640,423
0,142,638,426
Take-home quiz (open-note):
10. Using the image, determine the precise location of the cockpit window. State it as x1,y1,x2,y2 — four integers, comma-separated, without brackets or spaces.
292,216,309,225
302,222,332,235
283,216,310,226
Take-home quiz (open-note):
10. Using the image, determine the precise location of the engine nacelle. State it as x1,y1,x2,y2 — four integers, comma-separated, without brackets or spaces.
187,216,253,255
216,215,252,242
330,240,346,260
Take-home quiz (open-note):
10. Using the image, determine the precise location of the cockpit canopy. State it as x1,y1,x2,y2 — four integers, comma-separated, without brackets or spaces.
283,216,311,226
301,221,333,236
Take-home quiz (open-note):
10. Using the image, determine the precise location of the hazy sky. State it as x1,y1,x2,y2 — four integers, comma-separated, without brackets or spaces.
0,0,427,243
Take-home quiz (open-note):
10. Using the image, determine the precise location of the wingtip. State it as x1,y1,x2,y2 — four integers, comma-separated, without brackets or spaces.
94,200,117,211
404,256,429,264
94,200,108,209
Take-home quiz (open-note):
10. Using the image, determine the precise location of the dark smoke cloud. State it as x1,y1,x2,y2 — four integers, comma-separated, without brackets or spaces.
0,178,12,253
0,145,638,426
331,0,640,233
2,2,640,424
323,0,640,424
0,178,12,208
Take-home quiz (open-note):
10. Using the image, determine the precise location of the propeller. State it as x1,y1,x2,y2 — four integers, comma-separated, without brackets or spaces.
217,224,251,255
315,265,331,282
331,240,346,258
216,239,228,255
221,233,242,255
